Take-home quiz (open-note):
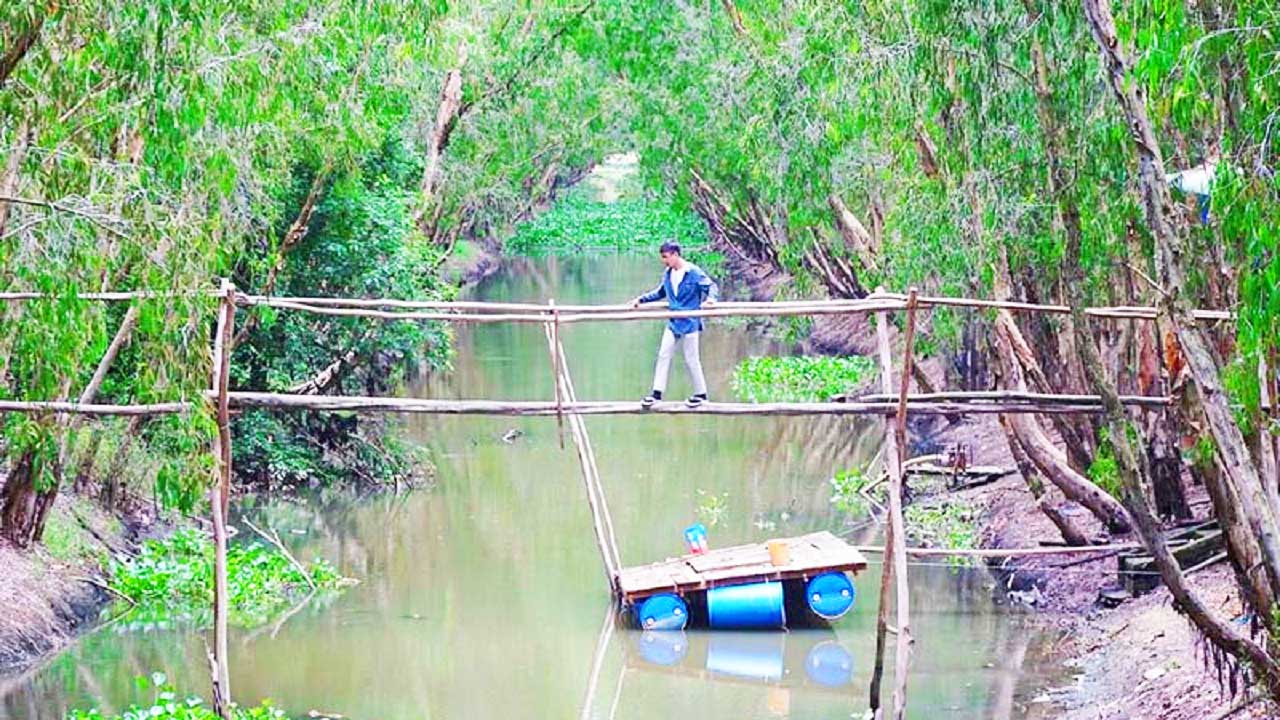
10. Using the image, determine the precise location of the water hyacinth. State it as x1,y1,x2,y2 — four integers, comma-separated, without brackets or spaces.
66,674,288,719
108,528,347,628
731,355,877,403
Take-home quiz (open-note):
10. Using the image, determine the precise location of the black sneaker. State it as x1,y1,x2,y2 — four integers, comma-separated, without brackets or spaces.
685,394,707,408
642,391,661,408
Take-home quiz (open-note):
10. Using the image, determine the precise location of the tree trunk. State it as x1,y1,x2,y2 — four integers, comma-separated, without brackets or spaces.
1082,0,1280,607
0,451,55,548
827,193,880,272
993,317,1133,534
414,69,463,243
1148,409,1191,521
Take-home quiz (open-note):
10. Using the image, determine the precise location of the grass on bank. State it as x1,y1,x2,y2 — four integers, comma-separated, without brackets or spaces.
109,528,348,628
732,355,877,403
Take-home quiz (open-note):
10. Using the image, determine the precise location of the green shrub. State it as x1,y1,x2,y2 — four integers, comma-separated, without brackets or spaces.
67,673,288,719
731,355,876,402
829,468,876,517
109,529,346,628
904,503,978,567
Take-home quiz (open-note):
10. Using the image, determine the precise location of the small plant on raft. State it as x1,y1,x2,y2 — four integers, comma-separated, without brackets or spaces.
731,355,877,403
109,528,349,628
695,489,730,528
66,673,288,719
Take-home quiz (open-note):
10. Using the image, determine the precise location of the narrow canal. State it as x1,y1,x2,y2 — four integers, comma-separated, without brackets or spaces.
3,254,1060,719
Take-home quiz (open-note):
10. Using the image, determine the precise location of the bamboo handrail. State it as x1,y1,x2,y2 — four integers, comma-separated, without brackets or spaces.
0,399,195,415
0,287,1236,324
0,392,1178,417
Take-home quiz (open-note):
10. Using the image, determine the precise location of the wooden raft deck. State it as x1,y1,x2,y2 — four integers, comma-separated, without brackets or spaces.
616,531,867,603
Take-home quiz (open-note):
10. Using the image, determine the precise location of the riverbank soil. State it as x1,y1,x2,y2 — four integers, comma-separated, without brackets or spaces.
0,492,143,672
926,418,1275,719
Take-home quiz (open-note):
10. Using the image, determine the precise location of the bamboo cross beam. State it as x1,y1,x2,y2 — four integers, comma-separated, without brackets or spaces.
0,286,1237,325
0,400,194,415
211,393,1152,416
0,391,1176,418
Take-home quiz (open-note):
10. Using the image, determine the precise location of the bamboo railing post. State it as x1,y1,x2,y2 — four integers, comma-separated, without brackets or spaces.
548,299,566,450
888,288,918,720
557,331,622,577
543,323,620,589
208,278,235,720
868,286,914,719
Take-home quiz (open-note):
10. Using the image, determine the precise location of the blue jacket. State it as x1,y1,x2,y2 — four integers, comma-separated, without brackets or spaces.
639,263,719,336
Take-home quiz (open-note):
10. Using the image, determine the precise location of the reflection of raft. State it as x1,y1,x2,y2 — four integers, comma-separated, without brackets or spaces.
629,630,856,690
620,532,866,630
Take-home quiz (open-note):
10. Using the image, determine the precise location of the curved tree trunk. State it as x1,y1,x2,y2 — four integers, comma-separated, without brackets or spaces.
993,312,1133,534
999,415,1091,546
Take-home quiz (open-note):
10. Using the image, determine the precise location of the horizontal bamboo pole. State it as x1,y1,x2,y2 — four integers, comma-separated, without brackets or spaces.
236,294,874,314
218,392,1129,416
0,399,194,415
0,393,1178,418
0,288,1235,324
855,543,1143,558
0,290,214,302
853,390,1171,408
874,291,1233,322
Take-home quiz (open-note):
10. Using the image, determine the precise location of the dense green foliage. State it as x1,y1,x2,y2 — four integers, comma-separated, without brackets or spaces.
109,529,344,628
231,141,452,487
67,675,286,720
732,355,877,402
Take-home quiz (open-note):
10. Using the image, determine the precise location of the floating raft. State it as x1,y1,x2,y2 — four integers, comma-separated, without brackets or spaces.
617,531,868,604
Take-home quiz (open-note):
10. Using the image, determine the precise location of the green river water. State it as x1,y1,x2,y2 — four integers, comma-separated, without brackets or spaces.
1,254,1058,719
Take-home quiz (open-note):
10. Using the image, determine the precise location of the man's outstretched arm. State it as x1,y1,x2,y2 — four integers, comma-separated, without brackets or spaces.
633,282,667,307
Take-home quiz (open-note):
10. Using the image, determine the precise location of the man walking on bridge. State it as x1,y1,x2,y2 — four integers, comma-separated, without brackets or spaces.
631,241,719,408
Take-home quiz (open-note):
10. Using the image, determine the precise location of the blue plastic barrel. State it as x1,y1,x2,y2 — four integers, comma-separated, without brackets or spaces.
637,631,689,666
805,572,855,619
637,593,689,630
706,633,785,681
706,581,786,629
805,640,854,686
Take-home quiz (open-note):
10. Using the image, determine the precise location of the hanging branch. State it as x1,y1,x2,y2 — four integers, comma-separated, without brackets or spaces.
234,165,331,346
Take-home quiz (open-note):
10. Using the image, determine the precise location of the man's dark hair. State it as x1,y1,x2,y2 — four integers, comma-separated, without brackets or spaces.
659,241,681,255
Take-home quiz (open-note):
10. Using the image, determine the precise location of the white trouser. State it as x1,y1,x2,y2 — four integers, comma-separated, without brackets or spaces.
651,328,707,396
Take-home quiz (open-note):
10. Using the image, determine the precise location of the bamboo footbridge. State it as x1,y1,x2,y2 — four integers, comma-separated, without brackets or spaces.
0,283,1229,719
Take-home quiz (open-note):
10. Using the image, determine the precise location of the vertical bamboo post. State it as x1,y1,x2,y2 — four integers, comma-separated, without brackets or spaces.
208,278,235,720
549,298,566,450
889,288,918,719
543,323,619,588
868,286,914,719
558,331,622,577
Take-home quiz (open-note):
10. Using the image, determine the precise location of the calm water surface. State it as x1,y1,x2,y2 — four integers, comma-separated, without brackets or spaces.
2,255,1058,719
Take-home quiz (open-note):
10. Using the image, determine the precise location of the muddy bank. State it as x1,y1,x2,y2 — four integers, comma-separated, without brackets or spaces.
0,491,162,675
